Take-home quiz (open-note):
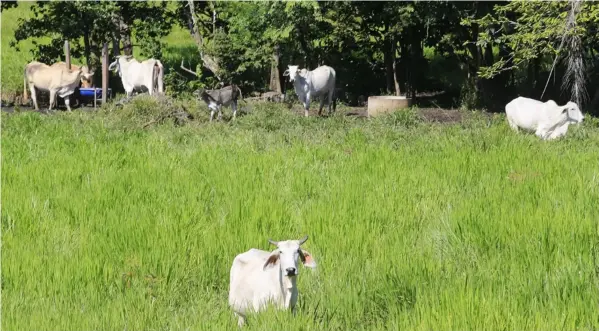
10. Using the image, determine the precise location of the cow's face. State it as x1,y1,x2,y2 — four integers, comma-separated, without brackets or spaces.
263,236,316,277
80,65,95,86
283,65,300,82
563,101,584,123
108,55,133,75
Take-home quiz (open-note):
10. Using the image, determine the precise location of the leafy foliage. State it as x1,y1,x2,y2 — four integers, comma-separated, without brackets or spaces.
3,1,599,112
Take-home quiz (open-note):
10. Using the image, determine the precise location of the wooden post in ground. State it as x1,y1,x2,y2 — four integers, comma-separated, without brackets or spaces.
64,41,71,70
102,43,108,105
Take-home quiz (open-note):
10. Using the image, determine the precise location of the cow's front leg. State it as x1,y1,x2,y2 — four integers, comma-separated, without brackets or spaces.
48,90,57,112
232,101,238,120
210,110,215,122
303,94,311,117
218,105,223,121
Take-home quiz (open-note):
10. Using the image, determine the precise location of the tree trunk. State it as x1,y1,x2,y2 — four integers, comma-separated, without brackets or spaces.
269,45,282,93
112,38,120,57
112,10,132,56
401,38,411,99
83,30,92,69
392,40,400,96
186,0,221,81
384,37,394,94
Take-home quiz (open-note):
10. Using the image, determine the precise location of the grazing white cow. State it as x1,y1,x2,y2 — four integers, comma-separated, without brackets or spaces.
284,65,336,117
505,96,584,140
228,235,317,327
51,61,95,88
23,61,89,112
108,55,164,97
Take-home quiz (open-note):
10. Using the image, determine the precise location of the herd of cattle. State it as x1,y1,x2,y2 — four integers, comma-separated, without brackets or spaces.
21,54,338,121
21,54,585,139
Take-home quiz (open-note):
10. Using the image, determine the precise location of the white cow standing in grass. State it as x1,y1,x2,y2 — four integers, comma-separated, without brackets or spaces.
108,55,164,97
284,64,336,117
228,235,317,327
505,96,584,140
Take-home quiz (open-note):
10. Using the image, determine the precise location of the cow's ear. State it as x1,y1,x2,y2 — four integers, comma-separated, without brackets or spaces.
263,251,280,270
299,249,316,269
283,69,290,76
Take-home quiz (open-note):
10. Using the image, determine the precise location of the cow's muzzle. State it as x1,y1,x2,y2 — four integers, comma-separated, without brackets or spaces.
285,267,297,277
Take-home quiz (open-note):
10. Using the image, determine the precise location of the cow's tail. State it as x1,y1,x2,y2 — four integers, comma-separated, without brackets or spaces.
237,86,243,101
23,66,29,104
155,60,164,95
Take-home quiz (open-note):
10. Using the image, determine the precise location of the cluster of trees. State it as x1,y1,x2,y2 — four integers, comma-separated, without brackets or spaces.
4,1,599,112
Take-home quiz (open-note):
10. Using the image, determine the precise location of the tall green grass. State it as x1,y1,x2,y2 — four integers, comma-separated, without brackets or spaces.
2,103,599,330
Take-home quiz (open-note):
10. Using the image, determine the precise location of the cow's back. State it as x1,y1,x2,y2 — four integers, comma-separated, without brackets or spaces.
229,248,280,314
25,62,54,90
505,96,547,131
308,65,335,95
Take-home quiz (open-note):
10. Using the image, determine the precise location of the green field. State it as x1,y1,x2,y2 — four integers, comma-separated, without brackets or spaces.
2,99,599,330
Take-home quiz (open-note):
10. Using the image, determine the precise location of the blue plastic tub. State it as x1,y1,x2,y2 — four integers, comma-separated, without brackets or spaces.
79,88,111,98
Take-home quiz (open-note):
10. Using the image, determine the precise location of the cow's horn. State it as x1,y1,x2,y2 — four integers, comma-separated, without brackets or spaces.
298,235,308,245
268,239,278,246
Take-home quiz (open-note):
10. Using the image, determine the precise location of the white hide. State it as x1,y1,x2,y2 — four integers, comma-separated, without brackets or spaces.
228,237,317,327
505,96,584,140
108,55,164,97
284,65,336,117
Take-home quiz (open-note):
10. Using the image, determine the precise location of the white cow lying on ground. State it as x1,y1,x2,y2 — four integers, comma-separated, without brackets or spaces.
284,64,336,117
228,236,317,327
505,96,584,140
23,61,90,112
108,55,164,97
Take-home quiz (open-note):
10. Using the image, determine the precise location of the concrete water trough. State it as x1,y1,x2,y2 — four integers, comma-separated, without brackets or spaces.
367,95,412,117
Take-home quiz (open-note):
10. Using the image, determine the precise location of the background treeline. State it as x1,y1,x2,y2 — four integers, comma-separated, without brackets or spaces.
2,0,599,113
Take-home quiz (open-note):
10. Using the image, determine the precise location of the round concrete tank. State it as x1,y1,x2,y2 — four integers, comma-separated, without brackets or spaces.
367,96,413,117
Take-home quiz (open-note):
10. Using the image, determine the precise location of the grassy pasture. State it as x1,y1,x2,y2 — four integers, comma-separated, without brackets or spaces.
2,100,599,330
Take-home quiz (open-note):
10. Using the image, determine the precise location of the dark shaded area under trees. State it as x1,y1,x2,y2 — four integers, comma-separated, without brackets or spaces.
8,1,599,114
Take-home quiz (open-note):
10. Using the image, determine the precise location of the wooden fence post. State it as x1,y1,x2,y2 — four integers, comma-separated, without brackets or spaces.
102,43,108,104
64,40,71,70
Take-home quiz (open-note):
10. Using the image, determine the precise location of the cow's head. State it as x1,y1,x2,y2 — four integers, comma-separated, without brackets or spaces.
562,101,584,124
80,65,95,87
283,65,301,82
108,55,134,75
263,235,317,277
